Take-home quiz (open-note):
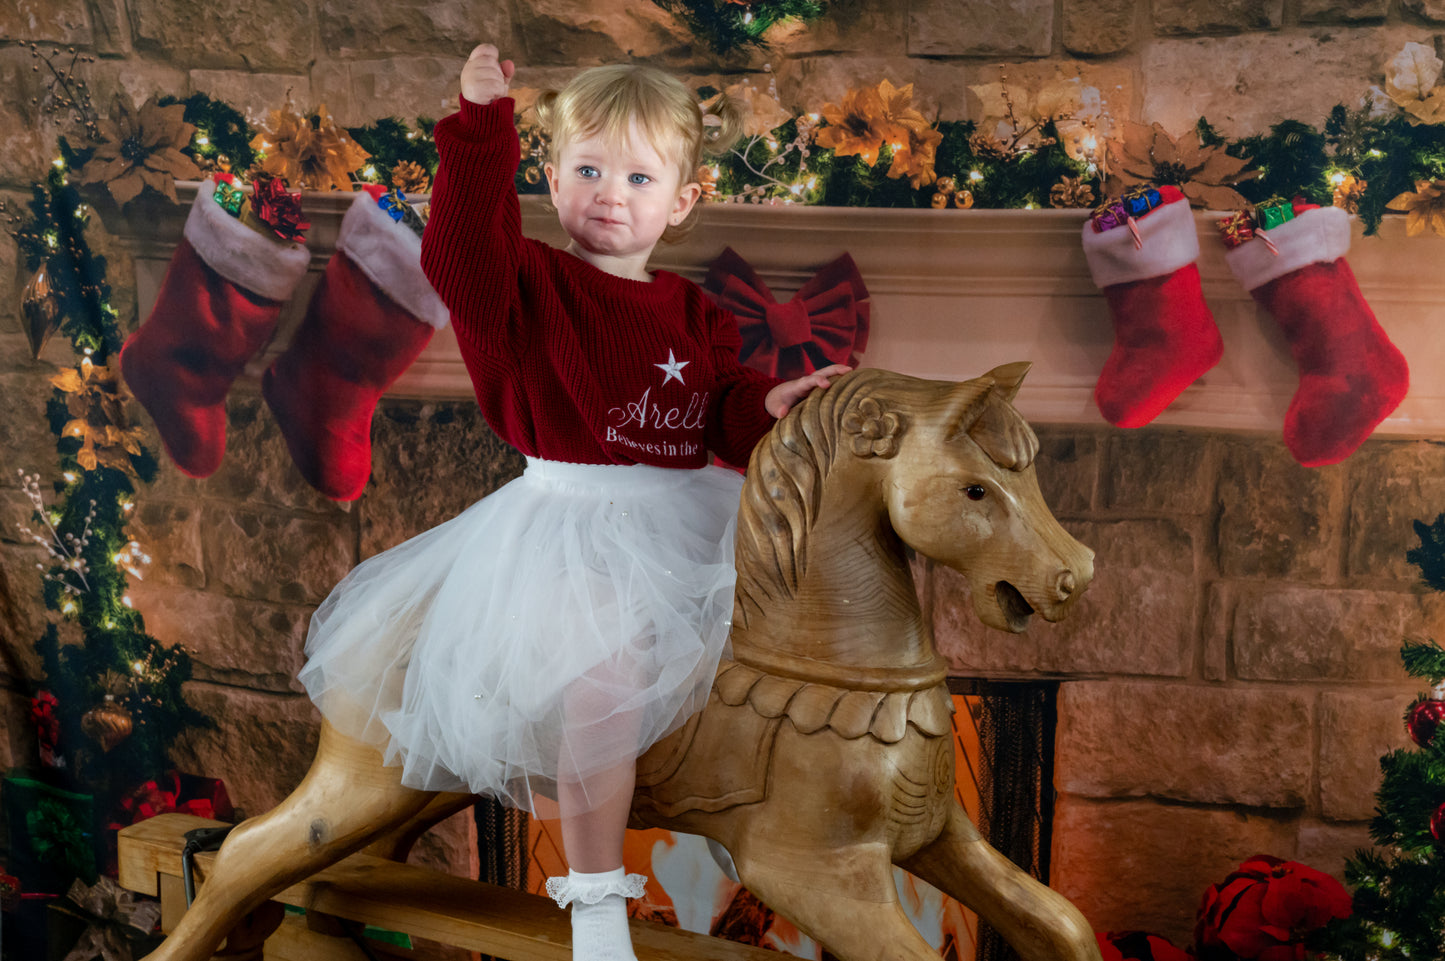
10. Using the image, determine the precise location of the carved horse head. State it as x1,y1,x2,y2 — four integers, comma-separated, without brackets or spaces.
732,364,1092,668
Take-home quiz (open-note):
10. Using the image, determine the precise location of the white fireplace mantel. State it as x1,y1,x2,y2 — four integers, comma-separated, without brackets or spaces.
120,184,1445,437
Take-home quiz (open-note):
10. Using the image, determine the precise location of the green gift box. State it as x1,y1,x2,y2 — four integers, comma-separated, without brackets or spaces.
1257,198,1295,230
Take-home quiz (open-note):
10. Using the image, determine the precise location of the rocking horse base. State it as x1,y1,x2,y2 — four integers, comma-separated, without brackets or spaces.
118,812,777,961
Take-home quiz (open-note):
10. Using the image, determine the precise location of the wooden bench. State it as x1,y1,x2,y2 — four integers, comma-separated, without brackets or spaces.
118,813,781,961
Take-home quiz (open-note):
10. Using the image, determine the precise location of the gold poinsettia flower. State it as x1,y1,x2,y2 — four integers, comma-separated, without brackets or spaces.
77,95,202,206
1107,121,1257,209
51,357,144,475
1383,42,1445,125
887,124,943,189
815,82,913,167
1385,179,1445,237
250,104,370,191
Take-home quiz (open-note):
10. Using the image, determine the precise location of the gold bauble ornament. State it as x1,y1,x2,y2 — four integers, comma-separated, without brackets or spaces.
21,264,62,359
81,694,133,752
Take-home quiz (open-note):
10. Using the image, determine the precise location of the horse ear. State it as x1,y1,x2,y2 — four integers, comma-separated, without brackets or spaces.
942,380,992,443
980,361,1031,402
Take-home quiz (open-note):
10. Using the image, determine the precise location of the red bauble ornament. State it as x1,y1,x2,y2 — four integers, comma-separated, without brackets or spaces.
1432,801,1445,842
1407,697,1445,748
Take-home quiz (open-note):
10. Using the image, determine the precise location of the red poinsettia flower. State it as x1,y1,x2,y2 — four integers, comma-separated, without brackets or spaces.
1195,855,1352,961
1098,930,1194,961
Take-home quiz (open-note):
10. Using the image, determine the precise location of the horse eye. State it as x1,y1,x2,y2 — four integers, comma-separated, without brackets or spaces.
964,484,987,501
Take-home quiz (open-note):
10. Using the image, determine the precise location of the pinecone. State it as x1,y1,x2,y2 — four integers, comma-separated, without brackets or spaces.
1050,176,1096,208
391,160,431,194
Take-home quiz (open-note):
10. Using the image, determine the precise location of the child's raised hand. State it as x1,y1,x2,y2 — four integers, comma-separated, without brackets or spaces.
764,365,852,419
461,44,515,105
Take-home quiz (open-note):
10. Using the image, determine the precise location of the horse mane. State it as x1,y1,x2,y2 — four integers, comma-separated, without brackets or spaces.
732,368,1038,626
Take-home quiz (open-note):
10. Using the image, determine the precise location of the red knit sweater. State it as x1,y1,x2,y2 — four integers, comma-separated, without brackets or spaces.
420,96,780,469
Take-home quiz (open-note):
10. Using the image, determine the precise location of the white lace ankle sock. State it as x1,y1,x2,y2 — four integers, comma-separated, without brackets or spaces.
546,867,646,961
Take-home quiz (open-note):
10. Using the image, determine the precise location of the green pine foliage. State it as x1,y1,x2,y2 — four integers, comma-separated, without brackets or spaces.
347,116,440,188
649,0,828,52
1322,517,1445,961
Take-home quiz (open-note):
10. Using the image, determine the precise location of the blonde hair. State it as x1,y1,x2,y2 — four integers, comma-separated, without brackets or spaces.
534,64,744,242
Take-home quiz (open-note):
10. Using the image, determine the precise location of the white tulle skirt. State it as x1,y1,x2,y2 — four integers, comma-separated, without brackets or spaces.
297,458,744,813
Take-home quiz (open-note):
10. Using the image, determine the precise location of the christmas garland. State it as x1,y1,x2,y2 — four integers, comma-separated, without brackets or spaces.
48,39,1445,240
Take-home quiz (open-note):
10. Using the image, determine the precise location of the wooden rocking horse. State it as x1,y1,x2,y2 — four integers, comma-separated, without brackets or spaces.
139,362,1099,961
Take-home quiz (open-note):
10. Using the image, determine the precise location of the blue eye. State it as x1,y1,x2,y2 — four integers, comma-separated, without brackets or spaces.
628,173,652,185
576,165,598,178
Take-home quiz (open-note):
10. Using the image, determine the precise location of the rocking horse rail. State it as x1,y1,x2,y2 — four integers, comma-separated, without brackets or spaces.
120,813,780,961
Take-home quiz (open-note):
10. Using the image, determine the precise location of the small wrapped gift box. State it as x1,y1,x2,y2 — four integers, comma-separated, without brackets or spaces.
1,772,97,895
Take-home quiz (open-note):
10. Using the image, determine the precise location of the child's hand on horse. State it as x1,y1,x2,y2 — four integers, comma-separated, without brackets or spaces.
765,365,852,419
461,43,515,105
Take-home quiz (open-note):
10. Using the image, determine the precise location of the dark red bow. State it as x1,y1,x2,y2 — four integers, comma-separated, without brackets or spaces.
703,247,870,381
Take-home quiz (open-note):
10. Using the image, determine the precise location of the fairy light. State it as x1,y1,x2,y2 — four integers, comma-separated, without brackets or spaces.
62,599,77,615
743,10,753,23
52,156,66,169
1367,148,1384,158
1329,171,1347,186
63,472,77,483
968,169,984,183
363,164,378,180
132,660,145,674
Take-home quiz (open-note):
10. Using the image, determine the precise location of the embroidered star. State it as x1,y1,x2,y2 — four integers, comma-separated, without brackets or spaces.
654,349,689,386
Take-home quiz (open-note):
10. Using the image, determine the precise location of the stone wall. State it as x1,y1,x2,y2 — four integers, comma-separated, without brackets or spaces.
2,0,1443,951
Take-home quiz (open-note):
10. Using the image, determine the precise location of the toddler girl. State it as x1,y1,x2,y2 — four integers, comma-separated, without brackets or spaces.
297,44,846,961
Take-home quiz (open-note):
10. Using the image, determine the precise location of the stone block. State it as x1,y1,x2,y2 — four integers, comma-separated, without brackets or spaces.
934,519,1196,678
1033,428,1099,515
310,57,466,127
908,0,1053,57
204,394,351,516
0,688,34,772
0,370,65,480
1232,586,1445,682
319,0,508,60
167,683,320,818
127,582,310,693
361,401,525,559
125,499,205,589
189,71,312,127
1103,429,1216,514
0,544,54,683
1217,438,1342,580
1052,795,1296,946
1056,680,1311,807
1295,820,1373,879
1319,690,1415,821
512,0,692,67
0,0,91,45
86,0,133,55
1345,442,1445,583
1300,0,1388,22
1153,0,1283,35
1063,0,1136,56
201,503,355,606
0,49,55,186
1402,0,1445,22
130,0,314,71
1202,582,1229,680
1141,27,1433,138
406,807,480,878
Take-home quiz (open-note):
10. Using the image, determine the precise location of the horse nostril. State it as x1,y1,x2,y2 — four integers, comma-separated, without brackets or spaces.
1055,570,1076,601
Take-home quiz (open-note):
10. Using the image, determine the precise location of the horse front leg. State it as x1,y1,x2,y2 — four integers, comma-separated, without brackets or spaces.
735,841,947,961
901,803,1100,961
143,720,436,961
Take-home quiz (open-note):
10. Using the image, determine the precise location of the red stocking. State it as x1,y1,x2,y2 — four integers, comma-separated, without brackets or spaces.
262,191,448,501
1081,186,1223,428
119,180,310,477
1224,206,1408,467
